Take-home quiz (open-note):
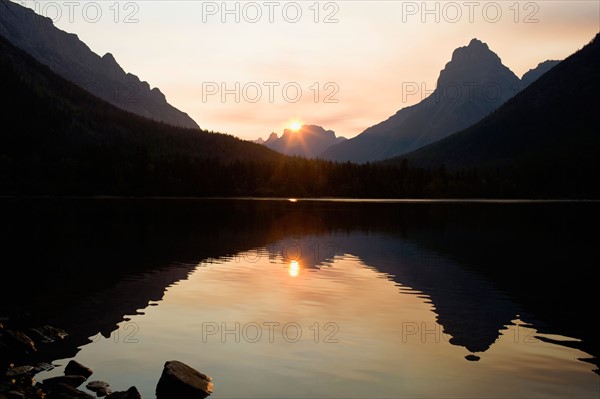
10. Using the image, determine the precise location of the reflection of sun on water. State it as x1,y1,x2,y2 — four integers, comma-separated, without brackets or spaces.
289,260,300,277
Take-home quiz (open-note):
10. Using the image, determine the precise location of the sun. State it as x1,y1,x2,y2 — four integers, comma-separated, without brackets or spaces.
289,121,302,132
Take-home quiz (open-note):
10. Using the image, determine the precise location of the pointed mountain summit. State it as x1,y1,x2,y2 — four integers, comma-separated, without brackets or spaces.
264,132,280,146
0,0,199,129
402,33,600,184
259,125,346,158
321,39,525,163
436,38,517,89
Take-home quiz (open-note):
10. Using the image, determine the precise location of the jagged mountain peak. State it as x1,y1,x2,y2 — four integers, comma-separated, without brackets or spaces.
437,38,515,88
260,125,345,158
321,38,525,163
449,38,497,64
102,52,117,63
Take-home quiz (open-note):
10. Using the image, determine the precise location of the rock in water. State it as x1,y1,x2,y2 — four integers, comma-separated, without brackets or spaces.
46,382,94,398
105,387,141,399
465,354,481,361
64,360,93,378
156,360,213,398
43,375,87,388
86,381,112,396
32,363,55,374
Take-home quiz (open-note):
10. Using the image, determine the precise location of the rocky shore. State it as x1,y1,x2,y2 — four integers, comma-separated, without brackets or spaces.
0,323,212,399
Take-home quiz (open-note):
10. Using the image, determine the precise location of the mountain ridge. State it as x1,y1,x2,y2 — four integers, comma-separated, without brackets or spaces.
520,60,560,88
395,33,600,195
320,39,559,163
0,0,199,129
0,31,283,195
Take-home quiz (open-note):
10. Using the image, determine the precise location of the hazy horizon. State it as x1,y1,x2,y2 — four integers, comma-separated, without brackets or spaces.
15,0,599,140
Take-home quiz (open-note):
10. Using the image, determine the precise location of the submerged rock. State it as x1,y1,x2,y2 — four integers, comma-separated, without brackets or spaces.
32,363,55,374
86,381,112,396
64,361,93,379
43,375,86,388
46,382,93,399
156,360,213,398
105,386,141,399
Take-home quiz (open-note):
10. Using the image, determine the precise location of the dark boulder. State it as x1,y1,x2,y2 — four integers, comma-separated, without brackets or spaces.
43,375,86,388
64,361,93,379
86,381,112,397
105,386,141,399
46,382,93,399
156,360,213,398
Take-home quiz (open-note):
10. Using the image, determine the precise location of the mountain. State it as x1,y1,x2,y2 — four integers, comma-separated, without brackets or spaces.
0,0,199,129
400,34,600,185
258,125,346,158
321,39,556,163
0,32,282,195
520,60,560,88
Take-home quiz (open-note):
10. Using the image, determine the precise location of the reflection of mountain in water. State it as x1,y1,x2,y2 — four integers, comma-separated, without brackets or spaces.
338,234,518,354
269,233,518,354
3,199,597,372
249,201,599,371
42,264,197,361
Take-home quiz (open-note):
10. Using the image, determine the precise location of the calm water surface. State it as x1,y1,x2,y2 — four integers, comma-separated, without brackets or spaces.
2,199,598,398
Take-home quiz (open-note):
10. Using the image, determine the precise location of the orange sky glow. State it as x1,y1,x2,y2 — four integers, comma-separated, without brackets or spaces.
21,0,600,141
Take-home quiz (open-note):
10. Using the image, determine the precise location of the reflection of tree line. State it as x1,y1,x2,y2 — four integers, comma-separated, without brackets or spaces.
2,200,597,372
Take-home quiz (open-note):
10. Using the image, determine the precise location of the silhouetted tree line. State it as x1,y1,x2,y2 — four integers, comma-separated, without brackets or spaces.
3,146,597,198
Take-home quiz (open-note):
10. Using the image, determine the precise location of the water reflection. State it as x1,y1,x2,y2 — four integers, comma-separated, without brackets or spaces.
2,199,598,397
268,233,518,356
289,260,300,277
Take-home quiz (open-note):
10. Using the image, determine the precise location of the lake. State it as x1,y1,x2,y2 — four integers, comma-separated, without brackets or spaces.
1,198,598,398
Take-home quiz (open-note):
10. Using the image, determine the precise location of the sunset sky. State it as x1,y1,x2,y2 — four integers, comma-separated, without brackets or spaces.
21,0,600,140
